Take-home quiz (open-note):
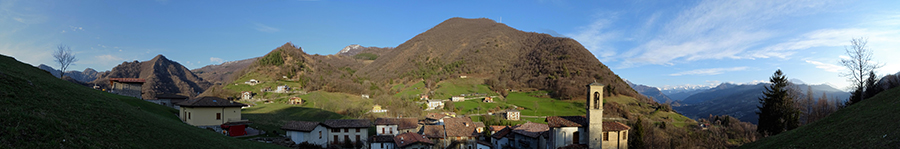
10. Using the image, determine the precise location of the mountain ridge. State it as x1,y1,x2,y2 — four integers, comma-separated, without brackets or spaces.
91,54,212,99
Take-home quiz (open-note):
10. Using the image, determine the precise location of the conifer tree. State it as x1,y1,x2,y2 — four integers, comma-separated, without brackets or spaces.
757,69,800,136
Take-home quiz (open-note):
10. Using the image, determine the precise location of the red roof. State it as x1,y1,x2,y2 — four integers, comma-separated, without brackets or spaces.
394,132,433,148
109,78,145,83
603,121,631,131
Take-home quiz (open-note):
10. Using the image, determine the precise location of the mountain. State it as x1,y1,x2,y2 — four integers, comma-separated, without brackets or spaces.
627,80,673,103
0,54,279,148
37,64,105,83
739,87,900,148
674,82,849,124
191,57,259,84
90,55,212,99
336,44,394,58
659,84,715,101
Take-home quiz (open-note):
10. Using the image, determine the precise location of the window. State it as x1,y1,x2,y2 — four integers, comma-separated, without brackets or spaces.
603,132,609,141
334,135,338,142
381,143,384,148
390,128,393,134
332,129,339,132
593,92,601,109
344,135,349,142
356,135,360,142
622,131,627,140
216,113,221,120
319,131,322,139
381,128,385,134
344,128,349,132
188,112,191,119
356,128,360,132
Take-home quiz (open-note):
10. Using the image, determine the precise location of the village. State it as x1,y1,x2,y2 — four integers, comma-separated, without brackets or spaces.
106,77,630,149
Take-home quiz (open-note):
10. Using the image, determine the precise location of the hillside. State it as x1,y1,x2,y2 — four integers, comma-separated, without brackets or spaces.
91,55,212,99
674,83,849,124
740,87,900,148
0,54,280,148
628,80,673,103
192,57,259,84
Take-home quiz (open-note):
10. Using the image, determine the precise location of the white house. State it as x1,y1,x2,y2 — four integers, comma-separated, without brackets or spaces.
369,135,395,149
450,96,465,102
374,118,420,136
426,100,444,110
281,119,372,146
281,121,328,146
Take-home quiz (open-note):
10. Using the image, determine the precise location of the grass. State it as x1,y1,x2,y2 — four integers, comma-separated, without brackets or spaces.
392,81,426,99
431,78,497,99
505,91,586,116
0,54,281,148
241,103,348,137
740,87,900,148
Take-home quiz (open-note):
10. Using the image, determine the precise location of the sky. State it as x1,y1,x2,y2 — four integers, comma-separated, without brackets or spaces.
2,0,898,91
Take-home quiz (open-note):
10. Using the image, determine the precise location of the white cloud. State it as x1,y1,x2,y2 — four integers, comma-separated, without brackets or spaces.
253,23,279,33
805,60,843,72
95,54,124,63
567,17,618,62
669,66,749,76
210,57,224,64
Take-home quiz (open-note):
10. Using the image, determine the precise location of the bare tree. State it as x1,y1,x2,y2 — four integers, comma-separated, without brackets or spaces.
53,45,78,78
839,37,882,105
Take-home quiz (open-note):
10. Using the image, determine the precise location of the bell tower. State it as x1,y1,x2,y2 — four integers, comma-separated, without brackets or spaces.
587,82,604,149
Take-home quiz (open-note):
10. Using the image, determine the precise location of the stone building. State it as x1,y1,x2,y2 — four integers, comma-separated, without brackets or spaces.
109,78,144,99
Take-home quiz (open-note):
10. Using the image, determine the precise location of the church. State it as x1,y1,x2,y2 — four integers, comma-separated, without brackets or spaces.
544,82,631,149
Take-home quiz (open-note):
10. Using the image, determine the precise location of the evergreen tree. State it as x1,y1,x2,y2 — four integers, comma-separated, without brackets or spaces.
757,69,801,136
863,71,881,99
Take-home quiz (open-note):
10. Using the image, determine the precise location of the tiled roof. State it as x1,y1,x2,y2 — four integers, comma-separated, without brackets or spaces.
370,135,394,143
491,127,511,139
394,132,433,148
155,93,188,99
546,116,587,128
474,122,485,128
374,118,419,130
603,121,631,131
110,78,146,83
511,122,549,138
322,119,371,128
477,140,492,147
281,121,320,132
588,82,604,86
422,125,445,138
176,96,245,107
489,125,507,132
425,113,445,120
443,117,477,137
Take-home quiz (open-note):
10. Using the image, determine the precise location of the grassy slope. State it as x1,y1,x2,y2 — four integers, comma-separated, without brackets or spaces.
0,55,281,148
740,87,900,148
241,103,348,137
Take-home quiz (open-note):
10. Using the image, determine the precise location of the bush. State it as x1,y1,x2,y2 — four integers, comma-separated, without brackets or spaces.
259,50,284,66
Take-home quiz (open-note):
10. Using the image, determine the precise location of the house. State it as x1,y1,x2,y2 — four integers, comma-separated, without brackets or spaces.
491,126,514,148
109,78,144,99
282,121,328,146
473,122,485,133
176,96,249,136
424,112,456,125
275,85,289,93
482,97,493,103
509,122,549,149
241,91,253,100
475,141,492,149
281,119,371,147
441,117,479,149
372,105,388,113
289,97,302,105
459,75,467,79
426,100,444,110
244,79,259,85
322,119,371,145
420,95,429,100
394,132,434,149
503,110,520,121
154,93,188,109
374,118,420,136
450,96,465,102
369,135,395,149
489,126,508,134
361,94,370,99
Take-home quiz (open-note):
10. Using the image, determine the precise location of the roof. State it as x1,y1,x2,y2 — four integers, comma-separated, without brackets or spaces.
155,93,188,100
491,127,512,139
109,78,145,83
374,118,419,130
422,125,446,138
489,125,507,132
587,82,604,86
546,116,587,128
511,122,549,138
477,141,492,147
394,132,433,148
443,117,477,137
322,119,371,128
603,121,631,131
281,121,320,132
473,122,485,128
425,113,445,120
370,135,394,143
176,96,246,107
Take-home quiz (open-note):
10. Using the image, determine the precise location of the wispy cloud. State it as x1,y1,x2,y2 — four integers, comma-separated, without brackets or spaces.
567,17,618,62
805,60,843,72
253,23,279,33
210,57,224,64
669,66,749,76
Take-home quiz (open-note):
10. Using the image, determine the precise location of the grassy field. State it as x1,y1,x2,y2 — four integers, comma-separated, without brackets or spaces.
241,103,348,137
0,54,281,148
505,91,587,116
740,87,900,148
392,80,426,99
431,78,497,99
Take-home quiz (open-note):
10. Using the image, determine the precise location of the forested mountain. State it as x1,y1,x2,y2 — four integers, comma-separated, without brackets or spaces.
627,80,673,103
674,82,849,124
90,55,212,99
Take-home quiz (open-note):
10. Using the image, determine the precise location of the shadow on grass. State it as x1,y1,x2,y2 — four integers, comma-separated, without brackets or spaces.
243,106,348,137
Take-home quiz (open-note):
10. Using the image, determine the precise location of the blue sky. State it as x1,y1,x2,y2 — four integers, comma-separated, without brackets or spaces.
2,0,898,90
